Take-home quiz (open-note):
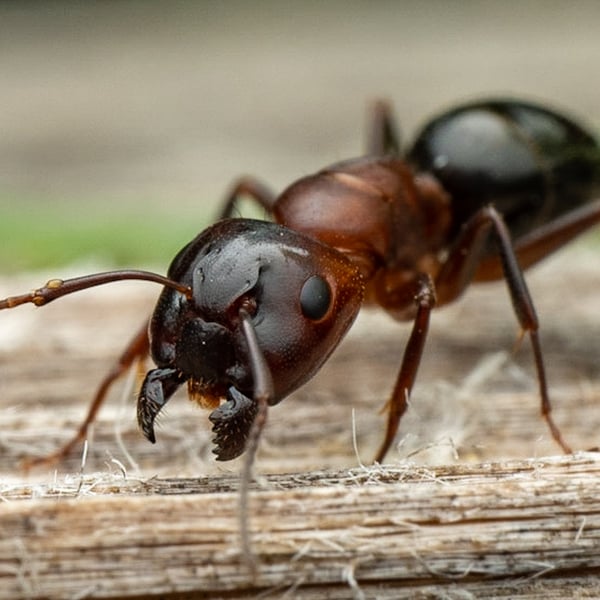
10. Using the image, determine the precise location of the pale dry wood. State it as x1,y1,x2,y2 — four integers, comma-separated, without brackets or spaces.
0,455,600,599
0,246,599,598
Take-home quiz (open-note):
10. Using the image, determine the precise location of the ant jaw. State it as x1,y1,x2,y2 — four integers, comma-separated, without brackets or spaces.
137,367,187,444
209,388,258,461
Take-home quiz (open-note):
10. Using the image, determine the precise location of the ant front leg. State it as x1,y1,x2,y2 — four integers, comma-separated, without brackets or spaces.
0,270,192,470
374,274,436,463
22,321,151,470
435,205,572,454
218,176,277,220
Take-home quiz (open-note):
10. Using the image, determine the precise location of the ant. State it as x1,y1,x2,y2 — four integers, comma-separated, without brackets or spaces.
2,97,600,564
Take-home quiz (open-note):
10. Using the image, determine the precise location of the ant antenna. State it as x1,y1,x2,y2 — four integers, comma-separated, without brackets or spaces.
0,270,193,310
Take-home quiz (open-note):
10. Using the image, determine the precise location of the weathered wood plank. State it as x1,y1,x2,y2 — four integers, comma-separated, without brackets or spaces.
0,247,599,598
1,455,600,599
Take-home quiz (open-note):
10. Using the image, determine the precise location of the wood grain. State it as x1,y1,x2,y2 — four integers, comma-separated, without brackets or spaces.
0,244,599,598
1,456,600,599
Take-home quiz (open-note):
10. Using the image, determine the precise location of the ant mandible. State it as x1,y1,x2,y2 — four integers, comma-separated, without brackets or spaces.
2,98,600,534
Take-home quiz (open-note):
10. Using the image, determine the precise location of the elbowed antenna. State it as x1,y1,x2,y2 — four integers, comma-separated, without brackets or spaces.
237,308,275,569
0,270,193,310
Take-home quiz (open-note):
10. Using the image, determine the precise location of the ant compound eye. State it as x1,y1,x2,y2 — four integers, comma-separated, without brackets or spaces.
300,275,332,320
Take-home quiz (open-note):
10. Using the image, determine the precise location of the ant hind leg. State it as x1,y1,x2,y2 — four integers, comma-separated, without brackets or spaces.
366,99,402,157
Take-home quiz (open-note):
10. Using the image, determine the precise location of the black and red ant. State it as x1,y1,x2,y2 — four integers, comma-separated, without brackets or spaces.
2,97,600,561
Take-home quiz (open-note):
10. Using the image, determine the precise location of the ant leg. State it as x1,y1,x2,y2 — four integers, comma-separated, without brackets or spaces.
218,177,277,220
366,99,402,157
374,274,436,463
435,205,572,454
22,321,150,470
474,198,600,281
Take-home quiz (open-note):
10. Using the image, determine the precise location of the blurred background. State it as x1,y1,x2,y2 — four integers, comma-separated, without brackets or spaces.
2,0,600,272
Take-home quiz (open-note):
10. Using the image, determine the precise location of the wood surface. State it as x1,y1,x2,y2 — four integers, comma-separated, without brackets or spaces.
0,244,599,598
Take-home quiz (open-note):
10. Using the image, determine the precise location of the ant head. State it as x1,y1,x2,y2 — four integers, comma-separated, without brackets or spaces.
145,219,364,457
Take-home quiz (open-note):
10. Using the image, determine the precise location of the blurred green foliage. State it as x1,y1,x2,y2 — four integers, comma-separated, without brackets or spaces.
0,196,598,274
0,201,211,273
